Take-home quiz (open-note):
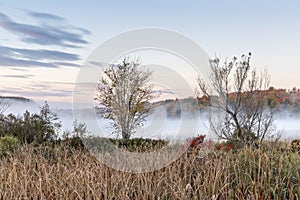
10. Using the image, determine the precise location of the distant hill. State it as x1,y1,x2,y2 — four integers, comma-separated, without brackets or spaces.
153,88,300,117
153,97,203,118
0,96,40,115
0,96,32,102
2,87,300,118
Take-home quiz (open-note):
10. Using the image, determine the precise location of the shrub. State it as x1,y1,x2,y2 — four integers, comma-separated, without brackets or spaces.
0,135,20,156
0,102,61,144
215,141,236,152
187,135,206,150
83,137,169,152
62,136,85,150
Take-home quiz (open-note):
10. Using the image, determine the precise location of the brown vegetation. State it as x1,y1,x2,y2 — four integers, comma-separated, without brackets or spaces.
291,139,300,154
0,142,299,199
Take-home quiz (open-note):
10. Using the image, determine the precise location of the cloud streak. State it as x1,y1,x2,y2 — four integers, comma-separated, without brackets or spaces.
0,46,80,61
28,11,65,21
0,54,57,68
0,11,90,48
0,74,34,79
3,84,75,98
0,11,91,68
0,45,81,68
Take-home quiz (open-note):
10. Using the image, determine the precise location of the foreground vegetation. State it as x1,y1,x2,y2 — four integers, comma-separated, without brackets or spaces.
0,140,299,199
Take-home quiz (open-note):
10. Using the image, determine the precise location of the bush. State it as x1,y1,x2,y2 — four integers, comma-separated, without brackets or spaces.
0,135,20,156
215,141,237,152
62,136,85,150
83,137,169,153
0,102,61,144
187,135,206,150
113,137,168,152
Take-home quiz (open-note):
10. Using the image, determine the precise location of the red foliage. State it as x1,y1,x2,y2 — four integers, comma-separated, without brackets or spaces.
188,135,206,149
200,141,214,150
215,142,235,151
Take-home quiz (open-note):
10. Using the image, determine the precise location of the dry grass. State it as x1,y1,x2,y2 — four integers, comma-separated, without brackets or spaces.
0,143,299,199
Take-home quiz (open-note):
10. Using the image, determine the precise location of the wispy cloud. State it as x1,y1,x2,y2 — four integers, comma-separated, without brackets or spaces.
28,11,65,21
0,11,90,68
4,89,73,98
7,68,28,72
3,85,75,98
0,74,34,79
0,10,92,100
0,11,90,48
0,43,81,68
0,45,80,61
0,54,57,68
52,62,79,67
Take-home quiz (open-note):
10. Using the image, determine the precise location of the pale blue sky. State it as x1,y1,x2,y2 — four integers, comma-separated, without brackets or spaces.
0,0,300,108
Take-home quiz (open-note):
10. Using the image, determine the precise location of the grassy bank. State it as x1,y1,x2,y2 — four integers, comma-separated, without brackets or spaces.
0,141,299,199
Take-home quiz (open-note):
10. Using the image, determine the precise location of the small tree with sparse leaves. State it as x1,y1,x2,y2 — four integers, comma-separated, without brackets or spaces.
95,58,154,140
197,53,277,147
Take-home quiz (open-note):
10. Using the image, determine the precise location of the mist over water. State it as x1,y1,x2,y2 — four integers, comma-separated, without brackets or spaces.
274,117,300,140
2,99,299,140
55,109,300,141
3,99,40,116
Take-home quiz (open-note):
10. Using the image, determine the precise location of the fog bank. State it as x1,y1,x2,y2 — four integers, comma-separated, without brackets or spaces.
2,98,299,140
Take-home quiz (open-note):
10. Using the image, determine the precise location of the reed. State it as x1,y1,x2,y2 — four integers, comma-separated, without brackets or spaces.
0,142,299,199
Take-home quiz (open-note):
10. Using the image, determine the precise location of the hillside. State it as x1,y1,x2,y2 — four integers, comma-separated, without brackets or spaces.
0,96,40,115
155,88,300,117
2,87,300,118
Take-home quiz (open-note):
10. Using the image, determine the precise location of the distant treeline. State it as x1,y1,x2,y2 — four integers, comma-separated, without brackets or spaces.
0,96,32,102
155,87,300,118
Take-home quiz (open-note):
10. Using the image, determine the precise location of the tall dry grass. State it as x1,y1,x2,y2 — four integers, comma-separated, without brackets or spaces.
0,143,299,199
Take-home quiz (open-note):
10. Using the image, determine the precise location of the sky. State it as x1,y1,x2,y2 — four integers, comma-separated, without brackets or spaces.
0,0,300,109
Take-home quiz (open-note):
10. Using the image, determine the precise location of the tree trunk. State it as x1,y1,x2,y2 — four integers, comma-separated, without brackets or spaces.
122,130,130,140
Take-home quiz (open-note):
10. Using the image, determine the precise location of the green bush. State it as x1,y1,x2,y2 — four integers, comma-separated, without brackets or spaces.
82,137,169,153
0,102,61,145
112,138,168,152
62,136,85,150
0,135,20,156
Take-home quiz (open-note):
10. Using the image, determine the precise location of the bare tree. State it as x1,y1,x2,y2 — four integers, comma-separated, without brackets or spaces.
197,53,275,147
95,58,153,140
